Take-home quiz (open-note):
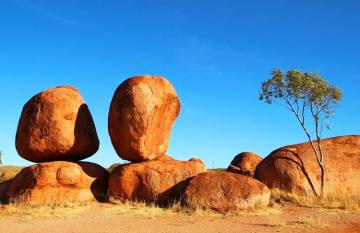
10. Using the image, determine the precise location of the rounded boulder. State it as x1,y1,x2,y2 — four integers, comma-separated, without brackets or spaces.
16,86,99,163
109,156,206,204
108,76,181,162
183,172,270,212
226,152,262,177
254,135,360,196
0,161,109,204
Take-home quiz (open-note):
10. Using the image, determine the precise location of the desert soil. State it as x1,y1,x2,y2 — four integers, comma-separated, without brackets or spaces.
0,203,359,233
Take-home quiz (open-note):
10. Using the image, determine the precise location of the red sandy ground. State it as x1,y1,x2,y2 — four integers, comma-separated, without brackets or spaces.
0,204,359,233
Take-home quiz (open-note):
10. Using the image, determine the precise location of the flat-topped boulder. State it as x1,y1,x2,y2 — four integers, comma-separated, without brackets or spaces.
183,172,270,212
226,152,262,176
108,76,181,162
16,86,99,163
0,161,109,204
108,156,206,204
254,135,360,196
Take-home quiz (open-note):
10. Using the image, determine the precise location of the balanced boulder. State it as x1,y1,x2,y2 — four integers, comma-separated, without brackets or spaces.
0,161,109,204
108,156,206,203
226,152,262,176
108,76,181,162
16,86,99,163
183,172,270,212
254,135,360,196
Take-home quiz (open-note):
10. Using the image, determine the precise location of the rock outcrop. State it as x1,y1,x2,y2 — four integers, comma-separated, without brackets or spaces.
226,152,262,176
108,76,181,162
16,86,99,163
254,135,360,196
183,172,270,212
0,161,109,204
108,157,206,204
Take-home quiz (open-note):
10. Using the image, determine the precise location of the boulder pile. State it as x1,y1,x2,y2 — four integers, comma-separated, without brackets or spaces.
0,77,279,212
108,76,206,203
0,86,108,204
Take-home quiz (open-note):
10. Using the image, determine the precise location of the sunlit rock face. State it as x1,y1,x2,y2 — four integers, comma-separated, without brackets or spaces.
108,76,180,162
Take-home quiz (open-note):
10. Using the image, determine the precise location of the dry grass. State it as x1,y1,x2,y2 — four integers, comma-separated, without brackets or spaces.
0,197,280,222
0,202,91,221
296,215,329,229
271,188,360,211
106,197,281,218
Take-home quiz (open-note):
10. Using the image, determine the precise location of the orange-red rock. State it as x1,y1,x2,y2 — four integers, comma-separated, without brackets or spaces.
16,86,99,163
183,172,270,212
108,157,206,204
0,161,109,204
226,152,262,176
254,135,360,196
108,76,181,162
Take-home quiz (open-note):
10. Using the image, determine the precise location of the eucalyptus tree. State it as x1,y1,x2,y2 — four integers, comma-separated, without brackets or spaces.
260,68,342,197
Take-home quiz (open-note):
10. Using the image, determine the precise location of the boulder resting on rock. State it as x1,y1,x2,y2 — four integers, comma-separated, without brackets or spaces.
108,76,181,162
16,86,99,163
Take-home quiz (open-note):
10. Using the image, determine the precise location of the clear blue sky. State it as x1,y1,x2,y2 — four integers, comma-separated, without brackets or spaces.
0,0,359,169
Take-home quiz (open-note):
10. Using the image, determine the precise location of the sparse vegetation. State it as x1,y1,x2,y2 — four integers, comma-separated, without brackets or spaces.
271,188,360,211
107,197,281,217
0,202,91,221
260,69,342,197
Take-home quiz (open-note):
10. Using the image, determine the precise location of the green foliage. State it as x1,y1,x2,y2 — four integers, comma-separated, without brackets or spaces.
260,68,342,122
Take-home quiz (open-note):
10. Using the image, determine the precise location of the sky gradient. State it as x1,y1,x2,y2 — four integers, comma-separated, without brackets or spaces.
0,0,359,168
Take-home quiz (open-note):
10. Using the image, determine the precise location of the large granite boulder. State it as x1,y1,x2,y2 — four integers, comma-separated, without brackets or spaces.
254,135,360,196
16,86,99,163
183,172,270,212
0,161,109,204
226,152,262,176
108,76,181,162
108,156,206,204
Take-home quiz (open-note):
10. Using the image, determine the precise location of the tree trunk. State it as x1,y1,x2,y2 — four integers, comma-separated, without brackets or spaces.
320,163,325,197
292,111,321,197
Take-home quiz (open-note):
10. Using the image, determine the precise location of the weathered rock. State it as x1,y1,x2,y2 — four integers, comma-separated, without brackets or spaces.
108,157,206,204
183,172,270,212
254,135,360,196
108,76,181,162
0,161,109,204
226,152,262,176
16,86,99,163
